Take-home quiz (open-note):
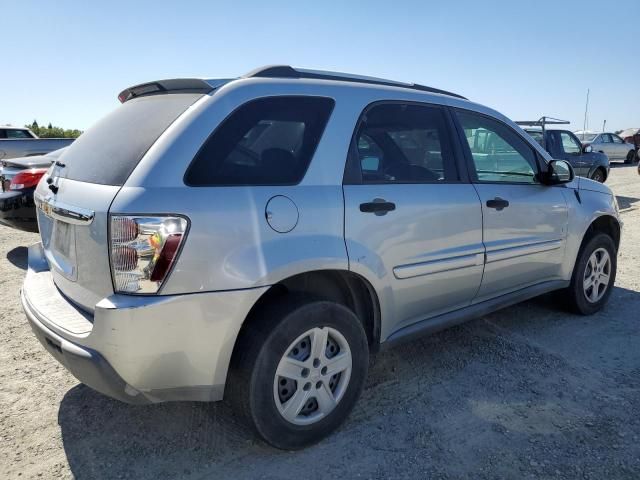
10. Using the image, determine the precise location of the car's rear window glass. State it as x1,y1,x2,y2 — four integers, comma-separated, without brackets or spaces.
61,93,202,186
185,96,335,186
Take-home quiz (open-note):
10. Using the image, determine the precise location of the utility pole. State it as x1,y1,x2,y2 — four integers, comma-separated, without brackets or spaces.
582,89,590,134
602,120,606,132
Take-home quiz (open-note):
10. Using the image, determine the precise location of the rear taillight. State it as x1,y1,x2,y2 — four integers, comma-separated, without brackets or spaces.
9,168,48,190
110,215,188,294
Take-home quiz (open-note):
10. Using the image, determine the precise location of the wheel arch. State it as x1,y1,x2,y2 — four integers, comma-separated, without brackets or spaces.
233,269,382,360
578,214,621,256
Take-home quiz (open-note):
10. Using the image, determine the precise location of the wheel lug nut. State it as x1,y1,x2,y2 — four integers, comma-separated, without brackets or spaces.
321,366,328,375
315,381,322,389
301,368,309,378
313,358,320,368
303,382,311,391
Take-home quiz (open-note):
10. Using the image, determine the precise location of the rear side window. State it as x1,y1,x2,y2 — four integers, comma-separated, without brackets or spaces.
61,93,202,186
185,96,334,186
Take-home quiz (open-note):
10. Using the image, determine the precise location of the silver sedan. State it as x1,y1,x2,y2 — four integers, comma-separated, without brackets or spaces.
578,132,637,164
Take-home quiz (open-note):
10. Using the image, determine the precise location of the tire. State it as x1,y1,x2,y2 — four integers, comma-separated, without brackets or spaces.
590,168,605,183
565,233,617,315
626,150,637,164
226,295,369,450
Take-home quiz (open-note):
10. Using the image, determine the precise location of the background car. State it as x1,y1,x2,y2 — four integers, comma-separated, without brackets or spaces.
0,148,64,232
618,127,640,155
524,128,610,182
578,132,637,164
0,126,74,160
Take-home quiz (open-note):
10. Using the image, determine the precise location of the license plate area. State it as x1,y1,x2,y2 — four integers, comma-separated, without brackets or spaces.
44,219,78,281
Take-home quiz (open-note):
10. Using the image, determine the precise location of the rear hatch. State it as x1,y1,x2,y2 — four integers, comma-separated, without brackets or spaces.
35,93,203,312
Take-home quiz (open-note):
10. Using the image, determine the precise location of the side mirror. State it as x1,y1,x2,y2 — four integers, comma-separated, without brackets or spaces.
583,144,593,153
544,159,574,185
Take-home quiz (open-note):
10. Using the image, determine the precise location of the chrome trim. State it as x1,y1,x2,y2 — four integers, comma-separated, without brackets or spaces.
393,252,484,279
485,239,563,263
34,192,95,226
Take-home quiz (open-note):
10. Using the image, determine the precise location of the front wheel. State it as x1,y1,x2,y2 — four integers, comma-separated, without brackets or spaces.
590,168,606,183
227,296,369,450
565,233,617,315
626,150,637,164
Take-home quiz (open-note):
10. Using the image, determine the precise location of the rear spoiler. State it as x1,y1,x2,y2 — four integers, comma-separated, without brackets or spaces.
118,78,231,103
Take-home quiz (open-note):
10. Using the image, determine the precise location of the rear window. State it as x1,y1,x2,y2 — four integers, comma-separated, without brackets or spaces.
185,96,335,186
61,93,202,186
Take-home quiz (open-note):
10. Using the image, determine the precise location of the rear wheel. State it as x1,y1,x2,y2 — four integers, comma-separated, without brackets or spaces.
565,233,616,315
590,168,606,183
626,150,637,164
227,296,369,449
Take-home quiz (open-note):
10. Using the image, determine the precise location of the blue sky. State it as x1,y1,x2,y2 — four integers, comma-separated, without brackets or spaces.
3,0,638,132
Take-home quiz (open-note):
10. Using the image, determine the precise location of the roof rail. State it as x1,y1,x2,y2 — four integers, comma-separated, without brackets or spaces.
243,65,468,100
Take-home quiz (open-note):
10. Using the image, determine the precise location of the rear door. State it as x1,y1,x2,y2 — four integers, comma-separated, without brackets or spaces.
35,93,203,311
343,102,484,338
453,109,568,302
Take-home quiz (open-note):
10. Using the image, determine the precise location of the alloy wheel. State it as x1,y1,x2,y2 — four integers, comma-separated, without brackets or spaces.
583,247,611,303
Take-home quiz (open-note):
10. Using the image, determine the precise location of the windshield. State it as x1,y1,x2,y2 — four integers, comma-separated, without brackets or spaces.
60,93,202,186
577,133,597,141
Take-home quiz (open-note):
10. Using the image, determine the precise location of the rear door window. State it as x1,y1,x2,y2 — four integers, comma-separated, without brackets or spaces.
351,103,459,183
61,93,202,186
185,96,335,186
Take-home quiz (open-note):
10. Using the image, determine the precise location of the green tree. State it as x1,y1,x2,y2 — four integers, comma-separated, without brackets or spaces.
25,120,82,138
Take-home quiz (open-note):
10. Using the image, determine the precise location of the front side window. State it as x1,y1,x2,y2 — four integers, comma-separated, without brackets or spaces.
600,134,612,143
186,96,334,186
559,132,581,154
456,110,538,184
352,103,458,183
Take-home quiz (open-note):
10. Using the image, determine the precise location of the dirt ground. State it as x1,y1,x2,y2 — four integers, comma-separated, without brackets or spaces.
1,164,639,479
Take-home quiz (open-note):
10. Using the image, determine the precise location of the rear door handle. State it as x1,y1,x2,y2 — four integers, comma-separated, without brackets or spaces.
360,198,396,216
486,197,509,211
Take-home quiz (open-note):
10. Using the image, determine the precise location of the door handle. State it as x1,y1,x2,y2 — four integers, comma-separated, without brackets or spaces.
360,198,396,216
486,197,509,211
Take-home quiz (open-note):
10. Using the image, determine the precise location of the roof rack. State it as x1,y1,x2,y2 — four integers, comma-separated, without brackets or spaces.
516,116,570,137
244,65,468,100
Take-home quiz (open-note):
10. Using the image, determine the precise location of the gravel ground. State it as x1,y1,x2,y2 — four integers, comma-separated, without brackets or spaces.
1,164,640,479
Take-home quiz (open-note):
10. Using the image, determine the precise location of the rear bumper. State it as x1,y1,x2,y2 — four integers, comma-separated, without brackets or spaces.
0,189,38,232
22,242,268,404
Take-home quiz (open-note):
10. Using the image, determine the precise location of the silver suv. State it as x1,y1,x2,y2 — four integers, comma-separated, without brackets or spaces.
22,66,621,449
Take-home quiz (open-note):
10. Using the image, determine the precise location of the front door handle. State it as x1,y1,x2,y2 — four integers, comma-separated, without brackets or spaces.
360,198,396,216
486,197,509,211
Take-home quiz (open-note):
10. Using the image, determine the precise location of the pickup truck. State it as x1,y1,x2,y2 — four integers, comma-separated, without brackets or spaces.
524,128,610,183
0,126,74,160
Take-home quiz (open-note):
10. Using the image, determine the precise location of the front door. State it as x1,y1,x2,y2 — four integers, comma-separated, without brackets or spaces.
454,109,569,302
343,102,484,339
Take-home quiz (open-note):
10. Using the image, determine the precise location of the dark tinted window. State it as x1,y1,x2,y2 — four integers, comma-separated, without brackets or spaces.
62,93,202,186
353,103,458,183
0,130,6,139
6,129,32,138
186,96,334,186
457,110,538,184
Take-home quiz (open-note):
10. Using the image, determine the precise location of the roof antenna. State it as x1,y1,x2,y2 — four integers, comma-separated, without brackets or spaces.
582,88,590,140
